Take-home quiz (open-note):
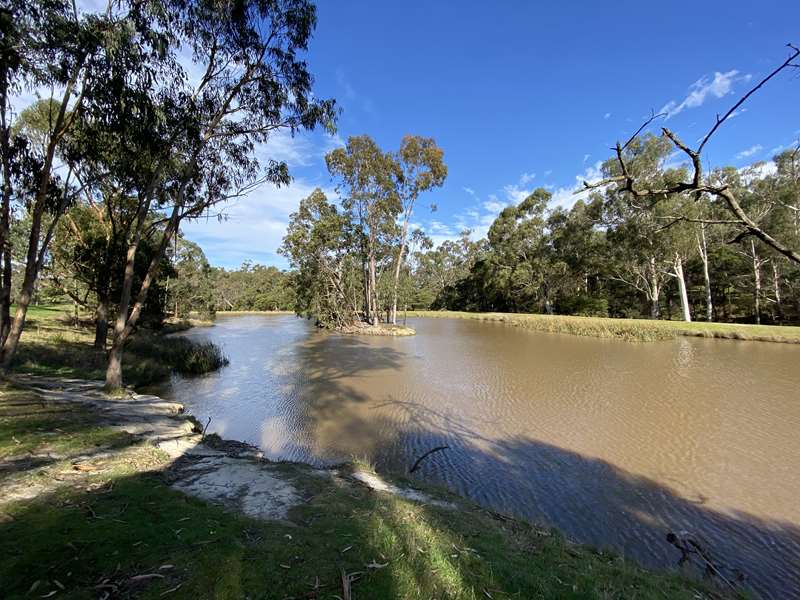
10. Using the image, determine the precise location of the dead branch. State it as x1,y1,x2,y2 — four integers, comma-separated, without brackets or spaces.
409,445,449,473
580,43,800,264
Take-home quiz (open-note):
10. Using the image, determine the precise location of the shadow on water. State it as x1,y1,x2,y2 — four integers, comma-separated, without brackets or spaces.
272,332,410,464
366,398,800,599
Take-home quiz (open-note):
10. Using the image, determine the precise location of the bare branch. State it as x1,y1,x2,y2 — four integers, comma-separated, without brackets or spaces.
697,43,800,153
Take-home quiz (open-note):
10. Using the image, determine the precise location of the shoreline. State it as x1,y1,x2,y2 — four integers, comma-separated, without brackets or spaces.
216,309,295,315
407,310,800,344
0,374,730,599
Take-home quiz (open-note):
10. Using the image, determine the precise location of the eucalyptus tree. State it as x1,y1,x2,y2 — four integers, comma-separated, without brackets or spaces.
599,135,681,318
482,189,559,313
388,135,446,324
0,0,176,370
103,0,337,389
280,188,358,328
326,135,399,325
166,237,215,319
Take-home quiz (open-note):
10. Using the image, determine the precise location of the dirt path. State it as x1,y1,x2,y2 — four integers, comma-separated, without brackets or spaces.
2,375,450,520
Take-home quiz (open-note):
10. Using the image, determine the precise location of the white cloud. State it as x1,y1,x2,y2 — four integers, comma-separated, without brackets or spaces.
548,161,604,210
735,144,763,160
603,112,612,119
427,221,453,234
660,70,750,118
463,186,476,197
729,107,748,119
482,198,505,214
519,172,536,185
583,153,591,163
182,179,336,269
739,160,777,183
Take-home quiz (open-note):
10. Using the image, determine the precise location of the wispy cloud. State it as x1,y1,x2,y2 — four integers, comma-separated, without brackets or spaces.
735,144,763,160
660,70,750,118
336,68,376,116
603,112,612,120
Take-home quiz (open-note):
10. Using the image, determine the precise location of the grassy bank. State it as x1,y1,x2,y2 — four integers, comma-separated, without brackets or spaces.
0,381,729,600
407,310,800,343
11,305,227,387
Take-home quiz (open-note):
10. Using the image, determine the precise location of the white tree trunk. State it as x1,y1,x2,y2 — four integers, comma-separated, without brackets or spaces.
697,225,713,321
772,261,782,322
673,253,691,322
648,256,661,319
751,240,761,325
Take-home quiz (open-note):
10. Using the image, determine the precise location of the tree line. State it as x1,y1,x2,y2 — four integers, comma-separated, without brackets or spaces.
280,47,800,328
410,139,800,324
1,0,335,389
280,135,799,326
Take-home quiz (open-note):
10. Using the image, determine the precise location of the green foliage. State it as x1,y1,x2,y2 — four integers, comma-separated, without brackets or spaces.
410,136,800,325
211,262,295,312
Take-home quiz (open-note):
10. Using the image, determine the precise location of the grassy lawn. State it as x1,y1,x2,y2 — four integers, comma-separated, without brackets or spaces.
0,383,730,600
408,310,800,343
10,304,226,387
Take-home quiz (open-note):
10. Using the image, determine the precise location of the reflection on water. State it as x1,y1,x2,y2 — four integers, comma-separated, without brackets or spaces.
157,314,800,598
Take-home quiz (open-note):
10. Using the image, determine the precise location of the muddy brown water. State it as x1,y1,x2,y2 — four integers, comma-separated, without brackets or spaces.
156,314,800,598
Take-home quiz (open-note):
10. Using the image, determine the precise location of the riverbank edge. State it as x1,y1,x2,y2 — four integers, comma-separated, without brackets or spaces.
407,310,800,343
0,375,729,599
216,311,418,336
216,309,295,315
336,322,416,336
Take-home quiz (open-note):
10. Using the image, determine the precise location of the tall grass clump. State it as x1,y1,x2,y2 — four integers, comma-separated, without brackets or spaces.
126,336,229,376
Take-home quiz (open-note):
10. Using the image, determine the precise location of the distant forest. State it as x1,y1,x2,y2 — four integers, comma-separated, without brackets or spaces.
32,135,799,326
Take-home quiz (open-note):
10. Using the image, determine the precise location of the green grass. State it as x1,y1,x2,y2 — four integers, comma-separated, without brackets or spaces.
0,383,730,600
11,305,227,387
408,310,800,343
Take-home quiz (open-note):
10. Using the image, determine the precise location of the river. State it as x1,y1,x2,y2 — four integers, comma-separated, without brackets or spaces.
155,314,800,598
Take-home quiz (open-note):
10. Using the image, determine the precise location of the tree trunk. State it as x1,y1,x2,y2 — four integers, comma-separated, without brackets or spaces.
390,239,405,326
94,297,109,350
390,214,411,325
0,246,11,346
697,226,713,322
0,197,49,369
0,66,81,371
106,339,124,391
104,196,152,389
772,261,783,323
648,256,661,319
751,240,761,325
368,253,378,325
674,253,692,322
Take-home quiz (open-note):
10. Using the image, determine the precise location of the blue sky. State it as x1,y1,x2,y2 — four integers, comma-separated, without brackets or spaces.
184,0,800,269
